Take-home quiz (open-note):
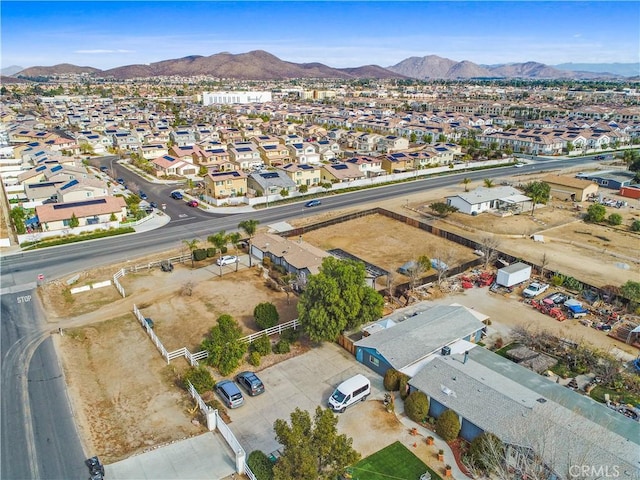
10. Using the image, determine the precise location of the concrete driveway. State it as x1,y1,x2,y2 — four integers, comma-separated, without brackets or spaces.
227,342,384,457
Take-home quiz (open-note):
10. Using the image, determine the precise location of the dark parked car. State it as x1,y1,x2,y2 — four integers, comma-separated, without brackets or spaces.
85,456,105,480
215,380,244,408
99,166,108,172
117,178,125,184
170,191,183,200
305,199,321,207
139,191,147,200
149,201,158,209
235,371,265,396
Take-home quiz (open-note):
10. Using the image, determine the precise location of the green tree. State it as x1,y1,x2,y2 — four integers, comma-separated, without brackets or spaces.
201,314,248,376
620,281,640,304
68,213,80,228
254,302,279,330
298,184,309,194
585,203,606,223
435,409,461,442
522,181,551,216
247,450,274,480
208,230,229,273
198,165,208,176
410,132,417,143
9,206,27,234
297,257,384,342
251,333,272,356
483,178,495,188
631,220,640,232
608,213,622,225
183,238,200,268
461,177,471,192
239,219,260,267
404,391,429,423
429,202,459,217
273,407,360,480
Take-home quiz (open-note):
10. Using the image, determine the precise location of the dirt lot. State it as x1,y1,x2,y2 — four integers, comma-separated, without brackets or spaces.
42,160,640,464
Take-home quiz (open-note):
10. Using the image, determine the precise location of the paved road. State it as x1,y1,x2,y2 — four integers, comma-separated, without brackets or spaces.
0,156,589,477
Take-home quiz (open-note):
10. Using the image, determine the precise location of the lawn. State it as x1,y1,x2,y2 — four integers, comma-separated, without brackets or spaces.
347,441,442,480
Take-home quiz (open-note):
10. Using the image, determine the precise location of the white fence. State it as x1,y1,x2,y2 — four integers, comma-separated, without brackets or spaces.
113,268,126,297
240,318,300,344
112,254,191,298
133,304,169,362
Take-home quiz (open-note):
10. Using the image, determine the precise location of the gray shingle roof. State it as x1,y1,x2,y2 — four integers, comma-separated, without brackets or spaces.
354,305,485,370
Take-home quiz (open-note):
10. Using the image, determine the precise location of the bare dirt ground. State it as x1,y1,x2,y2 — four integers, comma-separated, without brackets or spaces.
41,160,640,464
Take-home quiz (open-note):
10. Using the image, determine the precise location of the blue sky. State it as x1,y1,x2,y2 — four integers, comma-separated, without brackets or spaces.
2,1,639,70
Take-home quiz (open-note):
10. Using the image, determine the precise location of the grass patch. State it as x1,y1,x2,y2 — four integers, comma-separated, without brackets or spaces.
590,385,640,406
494,342,519,358
348,441,441,480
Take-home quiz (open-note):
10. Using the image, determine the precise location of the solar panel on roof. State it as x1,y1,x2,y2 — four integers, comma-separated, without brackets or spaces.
52,198,107,210
51,165,63,172
36,165,47,172
333,164,348,170
29,182,58,188
260,172,279,179
237,147,252,152
162,155,175,161
264,145,276,150
60,179,79,190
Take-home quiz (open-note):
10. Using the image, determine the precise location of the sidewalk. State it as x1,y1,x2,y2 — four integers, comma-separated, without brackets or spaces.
393,395,470,480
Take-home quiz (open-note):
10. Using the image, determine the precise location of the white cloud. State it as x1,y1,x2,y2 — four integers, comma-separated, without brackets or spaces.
74,49,135,54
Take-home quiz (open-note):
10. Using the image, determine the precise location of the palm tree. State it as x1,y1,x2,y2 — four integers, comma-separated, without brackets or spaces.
238,219,259,267
182,239,199,268
461,177,471,192
228,232,241,272
208,231,229,276
483,178,495,188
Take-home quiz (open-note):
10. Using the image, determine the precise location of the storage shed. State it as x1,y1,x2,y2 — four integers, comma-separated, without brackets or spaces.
496,262,531,287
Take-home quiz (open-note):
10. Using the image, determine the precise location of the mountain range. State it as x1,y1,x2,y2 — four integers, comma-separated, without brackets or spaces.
10,50,633,81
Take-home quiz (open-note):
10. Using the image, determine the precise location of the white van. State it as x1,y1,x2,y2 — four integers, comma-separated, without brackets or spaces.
328,374,371,413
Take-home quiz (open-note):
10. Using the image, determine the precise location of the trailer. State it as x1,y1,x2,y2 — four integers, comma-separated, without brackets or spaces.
496,262,532,287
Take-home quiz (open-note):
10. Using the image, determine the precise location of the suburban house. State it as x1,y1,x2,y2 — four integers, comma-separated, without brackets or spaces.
140,144,168,160
321,162,367,183
313,140,341,162
204,170,247,198
35,196,127,231
345,156,386,177
169,129,197,147
25,181,64,202
354,303,487,377
257,143,290,167
381,152,414,173
576,170,636,190
247,171,297,197
408,347,639,478
541,175,599,202
249,232,330,282
286,142,321,165
446,186,532,215
151,155,197,177
280,163,321,187
54,177,110,203
228,143,263,170
377,135,409,153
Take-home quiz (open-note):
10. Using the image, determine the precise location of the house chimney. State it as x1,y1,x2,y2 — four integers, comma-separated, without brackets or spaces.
463,351,469,364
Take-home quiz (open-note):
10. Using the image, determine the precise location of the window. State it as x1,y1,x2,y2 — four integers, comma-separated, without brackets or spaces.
369,355,379,367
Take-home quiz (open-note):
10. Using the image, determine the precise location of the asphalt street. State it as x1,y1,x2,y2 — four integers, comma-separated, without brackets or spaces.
0,155,599,478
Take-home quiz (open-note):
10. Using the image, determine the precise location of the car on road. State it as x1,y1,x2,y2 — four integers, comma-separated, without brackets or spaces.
514,163,525,168
170,191,183,200
215,380,244,408
117,178,125,184
99,166,108,172
235,371,265,396
305,199,321,207
216,255,238,266
85,456,105,480
522,282,549,298
149,201,158,209
139,191,148,200
186,199,199,207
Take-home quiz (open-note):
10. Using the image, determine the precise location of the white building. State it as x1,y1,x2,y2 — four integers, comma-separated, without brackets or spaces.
202,91,272,105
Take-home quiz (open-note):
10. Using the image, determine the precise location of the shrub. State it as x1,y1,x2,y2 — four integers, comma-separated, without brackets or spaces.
399,374,411,400
254,302,279,330
248,351,261,367
280,327,300,343
221,246,228,254
274,339,290,354
193,248,207,261
631,220,640,232
436,409,461,442
247,450,274,480
585,203,606,223
298,184,308,193
206,247,216,257
469,432,504,472
551,274,564,287
252,333,271,356
608,213,622,226
383,368,401,391
404,391,429,423
183,365,215,393
262,257,272,268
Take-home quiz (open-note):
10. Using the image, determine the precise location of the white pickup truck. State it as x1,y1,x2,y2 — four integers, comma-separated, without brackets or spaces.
522,282,550,298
